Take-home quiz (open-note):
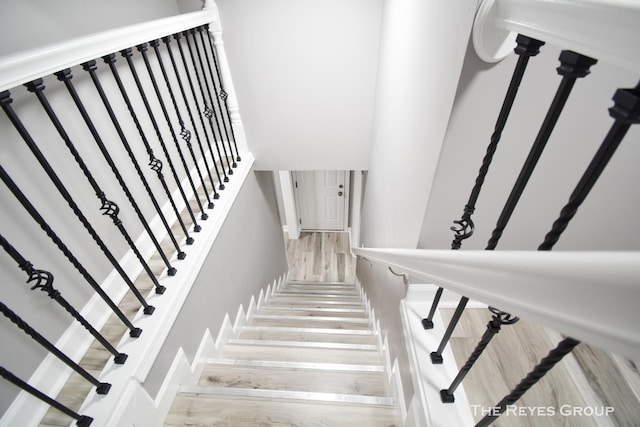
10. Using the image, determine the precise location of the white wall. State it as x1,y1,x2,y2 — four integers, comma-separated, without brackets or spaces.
418,41,640,251
359,0,478,249
211,0,383,171
0,0,183,56
144,171,288,396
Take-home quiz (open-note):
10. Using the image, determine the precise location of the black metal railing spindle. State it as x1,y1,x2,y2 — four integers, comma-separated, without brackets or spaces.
430,50,597,366
95,56,189,258
477,80,640,426
78,60,177,275
181,29,228,186
0,234,128,364
0,301,111,394
147,39,211,217
163,34,221,200
0,366,93,426
188,28,232,178
135,43,205,228
120,48,199,242
153,37,215,210
54,69,166,295
0,163,142,337
204,24,241,163
23,79,156,314
476,338,580,426
422,35,544,331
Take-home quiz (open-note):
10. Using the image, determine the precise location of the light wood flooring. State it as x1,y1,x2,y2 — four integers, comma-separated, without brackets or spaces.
441,308,640,426
284,231,356,283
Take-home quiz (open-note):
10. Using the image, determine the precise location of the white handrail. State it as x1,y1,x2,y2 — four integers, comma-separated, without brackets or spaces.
354,247,640,360
473,0,640,71
0,10,216,92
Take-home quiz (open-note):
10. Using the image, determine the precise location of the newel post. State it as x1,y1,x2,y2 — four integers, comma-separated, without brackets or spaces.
204,0,248,155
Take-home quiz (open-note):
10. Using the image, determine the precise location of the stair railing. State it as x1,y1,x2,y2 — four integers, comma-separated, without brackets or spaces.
0,4,247,426
356,1,640,424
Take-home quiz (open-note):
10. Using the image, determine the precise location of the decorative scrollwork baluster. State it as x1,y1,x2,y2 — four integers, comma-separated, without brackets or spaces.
423,35,545,334
202,25,239,166
186,28,232,180
96,54,193,260
0,234,128,364
148,39,211,217
25,77,158,310
135,43,203,233
173,33,224,193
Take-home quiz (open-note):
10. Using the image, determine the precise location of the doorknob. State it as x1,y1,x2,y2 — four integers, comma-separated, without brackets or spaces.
338,191,343,196
339,184,343,189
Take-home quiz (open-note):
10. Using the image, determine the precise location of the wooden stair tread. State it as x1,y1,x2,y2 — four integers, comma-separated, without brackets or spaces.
198,364,389,396
164,393,401,427
221,343,381,365
238,326,377,344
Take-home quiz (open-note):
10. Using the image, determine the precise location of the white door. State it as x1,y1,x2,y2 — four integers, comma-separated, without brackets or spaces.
294,171,348,231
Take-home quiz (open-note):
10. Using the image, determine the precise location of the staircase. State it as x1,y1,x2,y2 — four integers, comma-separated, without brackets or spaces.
164,279,402,426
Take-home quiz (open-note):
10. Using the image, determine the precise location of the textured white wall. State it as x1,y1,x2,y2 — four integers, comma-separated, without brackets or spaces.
418,41,640,251
359,0,478,248
212,0,383,171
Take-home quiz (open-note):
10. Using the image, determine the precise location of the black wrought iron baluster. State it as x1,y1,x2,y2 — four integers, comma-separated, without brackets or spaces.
53,69,167,296
0,301,111,394
0,162,141,338
23,79,156,314
0,366,93,426
78,60,176,275
423,35,545,331
188,28,232,179
135,43,204,230
476,81,640,426
162,35,220,201
440,308,519,402
430,50,597,365
0,234,127,364
148,40,211,218
120,48,199,242
154,38,215,211
204,24,241,163
475,338,580,427
95,57,188,258
540,80,640,250
195,26,233,174
181,29,228,186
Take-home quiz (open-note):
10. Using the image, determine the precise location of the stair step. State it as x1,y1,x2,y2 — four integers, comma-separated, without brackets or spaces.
287,280,357,286
221,343,381,365
166,393,400,426
239,326,377,344
198,363,388,396
259,306,368,318
284,283,358,291
277,288,360,296
251,314,371,330
227,338,377,351
272,292,362,301
201,358,385,372
263,297,364,307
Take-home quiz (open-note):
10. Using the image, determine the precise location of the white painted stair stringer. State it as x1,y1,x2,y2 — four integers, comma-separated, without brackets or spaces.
108,272,289,427
358,279,409,424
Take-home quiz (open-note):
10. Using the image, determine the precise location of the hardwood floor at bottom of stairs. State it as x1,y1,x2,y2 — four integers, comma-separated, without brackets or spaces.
164,394,400,427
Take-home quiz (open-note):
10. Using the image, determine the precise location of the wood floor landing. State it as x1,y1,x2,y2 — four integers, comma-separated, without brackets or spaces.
442,308,640,426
